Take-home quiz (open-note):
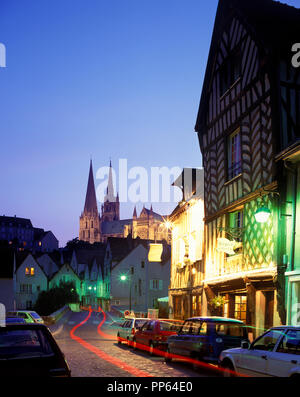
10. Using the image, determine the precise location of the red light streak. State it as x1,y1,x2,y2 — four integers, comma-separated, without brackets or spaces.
69,307,152,377
73,306,247,378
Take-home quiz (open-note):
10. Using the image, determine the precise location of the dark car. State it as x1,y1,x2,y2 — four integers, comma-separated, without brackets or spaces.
133,319,184,355
165,317,249,365
0,324,71,377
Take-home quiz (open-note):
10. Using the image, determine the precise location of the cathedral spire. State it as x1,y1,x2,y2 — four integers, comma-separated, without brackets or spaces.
105,160,115,202
84,159,98,214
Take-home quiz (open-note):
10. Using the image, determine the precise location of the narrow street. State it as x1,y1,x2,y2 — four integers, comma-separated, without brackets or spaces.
50,310,219,378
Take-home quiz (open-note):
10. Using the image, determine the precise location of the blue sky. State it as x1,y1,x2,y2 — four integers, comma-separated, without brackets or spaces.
0,0,299,246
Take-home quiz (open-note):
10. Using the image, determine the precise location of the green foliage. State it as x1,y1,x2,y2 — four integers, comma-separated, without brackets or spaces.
34,280,79,316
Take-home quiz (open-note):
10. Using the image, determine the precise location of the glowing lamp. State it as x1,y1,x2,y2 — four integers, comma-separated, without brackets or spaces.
120,275,127,281
254,207,271,223
148,243,163,262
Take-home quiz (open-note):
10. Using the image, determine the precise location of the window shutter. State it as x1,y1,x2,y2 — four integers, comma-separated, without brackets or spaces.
150,280,153,290
159,280,163,290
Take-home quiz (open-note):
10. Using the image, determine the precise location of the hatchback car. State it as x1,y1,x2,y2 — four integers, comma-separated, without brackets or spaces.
117,318,150,345
0,323,71,376
7,311,44,324
132,319,184,355
219,326,300,377
165,317,248,365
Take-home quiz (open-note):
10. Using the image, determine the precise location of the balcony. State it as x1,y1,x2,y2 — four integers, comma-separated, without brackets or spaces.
221,253,244,275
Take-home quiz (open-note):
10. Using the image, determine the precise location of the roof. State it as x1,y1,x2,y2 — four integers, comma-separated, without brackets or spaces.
195,0,300,133
83,160,98,215
74,244,106,266
187,317,244,324
0,216,33,228
101,219,132,235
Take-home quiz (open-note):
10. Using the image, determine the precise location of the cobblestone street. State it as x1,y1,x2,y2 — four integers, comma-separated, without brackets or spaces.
50,310,219,378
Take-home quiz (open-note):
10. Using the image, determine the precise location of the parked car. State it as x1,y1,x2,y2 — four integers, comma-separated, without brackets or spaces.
0,323,71,376
165,317,249,366
5,317,26,325
7,311,44,324
219,326,300,377
117,318,150,345
132,319,184,355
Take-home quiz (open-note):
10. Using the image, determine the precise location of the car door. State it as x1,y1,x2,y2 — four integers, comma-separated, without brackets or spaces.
120,320,131,340
267,329,300,377
239,329,284,377
171,320,193,356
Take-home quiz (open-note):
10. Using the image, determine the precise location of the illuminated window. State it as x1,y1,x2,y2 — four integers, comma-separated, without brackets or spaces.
38,241,42,247
25,267,30,275
234,295,247,322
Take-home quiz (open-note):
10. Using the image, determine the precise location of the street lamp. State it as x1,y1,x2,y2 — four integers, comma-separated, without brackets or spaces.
254,207,271,223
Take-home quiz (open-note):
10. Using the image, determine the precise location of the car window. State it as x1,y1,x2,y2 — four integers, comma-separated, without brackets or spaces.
190,320,201,335
199,322,208,335
215,322,245,337
276,330,300,355
251,329,284,352
141,321,149,331
180,321,193,334
147,321,156,331
135,320,148,329
0,329,54,358
17,313,28,319
29,312,41,320
159,321,182,332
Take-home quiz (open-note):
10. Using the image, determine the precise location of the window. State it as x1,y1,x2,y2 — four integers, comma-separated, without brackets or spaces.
147,321,156,331
199,322,208,335
234,295,247,322
190,320,201,335
228,211,244,243
215,323,246,337
25,267,30,275
251,329,284,352
220,51,241,96
150,280,159,290
130,267,134,275
30,267,35,276
141,261,145,269
228,130,242,180
180,321,193,334
20,284,32,294
276,330,300,355
138,279,142,297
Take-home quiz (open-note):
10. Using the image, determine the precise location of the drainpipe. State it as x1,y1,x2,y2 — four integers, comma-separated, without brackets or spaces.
284,161,297,272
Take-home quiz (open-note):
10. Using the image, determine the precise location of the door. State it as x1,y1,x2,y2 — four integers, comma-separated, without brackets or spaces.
267,329,300,377
239,329,283,377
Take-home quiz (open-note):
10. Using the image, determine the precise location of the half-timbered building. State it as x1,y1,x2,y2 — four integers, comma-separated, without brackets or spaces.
195,0,299,337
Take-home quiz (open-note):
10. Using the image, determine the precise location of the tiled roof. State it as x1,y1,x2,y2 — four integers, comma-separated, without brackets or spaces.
0,216,33,228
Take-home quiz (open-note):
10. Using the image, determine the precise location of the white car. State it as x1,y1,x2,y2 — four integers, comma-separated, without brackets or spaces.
117,318,150,345
219,326,300,377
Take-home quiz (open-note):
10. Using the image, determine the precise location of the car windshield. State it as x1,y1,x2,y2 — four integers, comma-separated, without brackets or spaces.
29,312,41,319
0,329,54,359
215,322,246,337
160,321,183,332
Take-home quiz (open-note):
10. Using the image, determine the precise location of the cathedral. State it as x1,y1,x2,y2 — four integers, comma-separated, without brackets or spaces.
79,160,171,244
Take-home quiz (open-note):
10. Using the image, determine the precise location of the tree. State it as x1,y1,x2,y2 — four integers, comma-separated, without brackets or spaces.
34,280,79,316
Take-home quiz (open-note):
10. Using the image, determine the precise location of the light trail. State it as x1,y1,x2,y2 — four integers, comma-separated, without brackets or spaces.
69,307,152,377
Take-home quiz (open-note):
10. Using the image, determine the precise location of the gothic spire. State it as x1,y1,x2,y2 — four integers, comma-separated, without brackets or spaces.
105,160,115,202
83,159,98,214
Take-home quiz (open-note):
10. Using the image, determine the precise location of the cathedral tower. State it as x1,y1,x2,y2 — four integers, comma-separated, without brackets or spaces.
101,161,120,222
79,160,101,244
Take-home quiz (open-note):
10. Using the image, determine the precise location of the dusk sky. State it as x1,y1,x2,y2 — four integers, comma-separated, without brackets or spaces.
1,0,299,247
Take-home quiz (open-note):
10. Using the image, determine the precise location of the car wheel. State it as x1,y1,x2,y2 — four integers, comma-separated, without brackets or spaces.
222,361,236,377
164,348,172,363
149,342,154,356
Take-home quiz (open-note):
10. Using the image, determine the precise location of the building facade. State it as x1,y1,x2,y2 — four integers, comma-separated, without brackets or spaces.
168,169,205,320
194,0,299,337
